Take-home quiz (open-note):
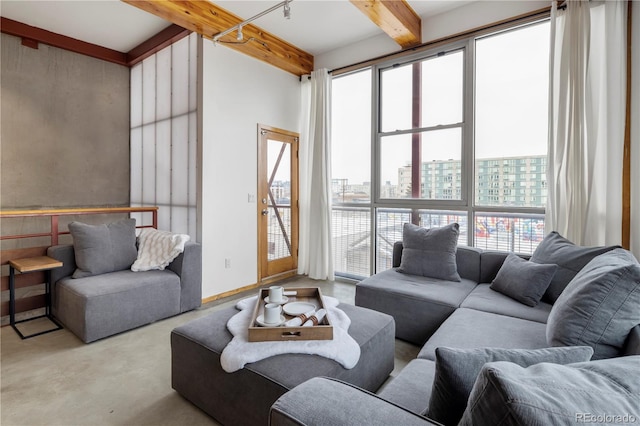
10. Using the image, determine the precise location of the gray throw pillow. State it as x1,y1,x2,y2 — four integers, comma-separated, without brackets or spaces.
459,356,640,426
546,248,640,359
397,222,460,281
69,219,138,278
427,346,593,426
530,231,618,303
490,253,557,307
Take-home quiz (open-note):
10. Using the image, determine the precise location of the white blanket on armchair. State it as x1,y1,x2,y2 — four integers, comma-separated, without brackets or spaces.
220,295,361,373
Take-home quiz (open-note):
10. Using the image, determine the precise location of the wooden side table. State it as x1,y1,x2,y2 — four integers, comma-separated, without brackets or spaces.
9,256,64,339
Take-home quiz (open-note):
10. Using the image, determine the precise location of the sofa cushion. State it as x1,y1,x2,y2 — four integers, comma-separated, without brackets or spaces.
546,248,640,359
427,346,593,426
69,219,138,278
270,377,435,426
624,325,640,356
530,231,618,303
460,284,551,323
54,269,181,342
377,358,436,415
418,308,548,361
398,223,461,282
393,243,482,283
459,356,640,425
489,253,557,307
131,228,190,272
356,269,477,345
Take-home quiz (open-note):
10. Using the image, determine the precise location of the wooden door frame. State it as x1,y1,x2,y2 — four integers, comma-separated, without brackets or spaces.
257,124,299,284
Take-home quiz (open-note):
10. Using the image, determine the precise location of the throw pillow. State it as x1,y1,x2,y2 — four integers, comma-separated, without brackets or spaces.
397,222,461,281
546,248,640,359
69,219,138,278
530,231,619,303
427,346,593,426
459,356,640,425
489,253,557,307
131,228,190,272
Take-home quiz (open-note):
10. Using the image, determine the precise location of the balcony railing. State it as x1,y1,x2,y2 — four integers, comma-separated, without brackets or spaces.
332,206,545,279
332,207,371,279
473,212,545,253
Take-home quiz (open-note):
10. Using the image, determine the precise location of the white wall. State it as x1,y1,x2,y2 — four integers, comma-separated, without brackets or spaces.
631,3,640,260
316,1,549,70
201,42,300,298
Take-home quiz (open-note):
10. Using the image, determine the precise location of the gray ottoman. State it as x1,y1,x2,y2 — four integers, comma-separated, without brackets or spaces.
171,303,395,425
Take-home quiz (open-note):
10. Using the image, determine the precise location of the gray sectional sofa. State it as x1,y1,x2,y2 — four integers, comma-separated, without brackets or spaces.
270,229,640,425
47,219,202,343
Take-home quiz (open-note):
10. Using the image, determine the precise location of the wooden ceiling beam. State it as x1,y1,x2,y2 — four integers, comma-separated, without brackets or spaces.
121,0,314,76
350,0,421,48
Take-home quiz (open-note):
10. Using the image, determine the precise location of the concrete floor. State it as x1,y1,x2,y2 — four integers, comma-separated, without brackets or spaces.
1,276,419,426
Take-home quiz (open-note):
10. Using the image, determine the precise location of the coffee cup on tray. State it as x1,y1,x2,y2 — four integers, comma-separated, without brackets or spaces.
268,285,284,303
264,303,282,324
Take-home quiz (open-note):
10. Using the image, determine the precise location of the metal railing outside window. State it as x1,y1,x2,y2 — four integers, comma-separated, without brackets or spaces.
473,212,545,253
331,206,545,279
331,207,372,278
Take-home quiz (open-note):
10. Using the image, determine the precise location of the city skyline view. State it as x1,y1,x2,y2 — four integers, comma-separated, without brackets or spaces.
332,153,547,208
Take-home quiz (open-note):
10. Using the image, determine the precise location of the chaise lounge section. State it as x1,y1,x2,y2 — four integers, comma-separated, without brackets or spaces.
271,228,640,425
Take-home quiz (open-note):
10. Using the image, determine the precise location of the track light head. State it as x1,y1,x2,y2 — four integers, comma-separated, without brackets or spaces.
284,0,291,19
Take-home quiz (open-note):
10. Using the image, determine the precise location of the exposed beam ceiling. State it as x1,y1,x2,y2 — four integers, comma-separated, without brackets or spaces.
350,0,421,48
127,24,191,66
0,17,190,67
121,0,314,76
1,17,128,66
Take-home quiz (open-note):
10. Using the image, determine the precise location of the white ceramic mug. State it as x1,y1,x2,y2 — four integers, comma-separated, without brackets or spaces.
264,303,281,324
269,285,284,303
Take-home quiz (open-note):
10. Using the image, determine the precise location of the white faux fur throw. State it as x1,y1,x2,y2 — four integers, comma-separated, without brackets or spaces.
220,295,361,373
131,228,190,272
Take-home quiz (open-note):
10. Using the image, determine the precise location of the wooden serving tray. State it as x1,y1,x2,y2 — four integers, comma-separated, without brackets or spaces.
248,287,333,342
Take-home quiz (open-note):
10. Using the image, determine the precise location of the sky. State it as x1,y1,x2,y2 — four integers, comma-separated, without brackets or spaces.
331,20,551,186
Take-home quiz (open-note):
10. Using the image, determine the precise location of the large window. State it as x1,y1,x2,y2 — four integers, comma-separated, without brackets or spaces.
379,50,464,200
475,24,549,208
332,20,550,278
331,69,372,277
474,22,549,252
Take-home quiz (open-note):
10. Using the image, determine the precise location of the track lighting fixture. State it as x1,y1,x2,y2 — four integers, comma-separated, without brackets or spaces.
213,0,293,44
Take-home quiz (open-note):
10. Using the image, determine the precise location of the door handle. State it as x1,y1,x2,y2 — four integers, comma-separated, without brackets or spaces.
261,209,269,216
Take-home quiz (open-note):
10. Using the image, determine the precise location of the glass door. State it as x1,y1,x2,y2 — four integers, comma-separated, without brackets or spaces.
258,125,299,282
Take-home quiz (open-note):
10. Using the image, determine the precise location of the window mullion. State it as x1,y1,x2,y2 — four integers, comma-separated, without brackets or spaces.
371,67,381,275
411,61,422,224
464,38,475,247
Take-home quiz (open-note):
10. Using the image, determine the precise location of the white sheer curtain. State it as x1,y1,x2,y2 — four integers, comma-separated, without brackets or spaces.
298,69,334,280
547,0,627,247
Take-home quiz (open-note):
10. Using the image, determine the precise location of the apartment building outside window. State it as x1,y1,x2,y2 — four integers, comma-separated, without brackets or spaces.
332,20,550,278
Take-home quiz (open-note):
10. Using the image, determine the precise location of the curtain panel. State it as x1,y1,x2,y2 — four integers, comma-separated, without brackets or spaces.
298,69,334,280
547,0,628,249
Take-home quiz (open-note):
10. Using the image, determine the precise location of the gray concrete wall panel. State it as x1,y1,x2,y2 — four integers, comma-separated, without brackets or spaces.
1,33,130,210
